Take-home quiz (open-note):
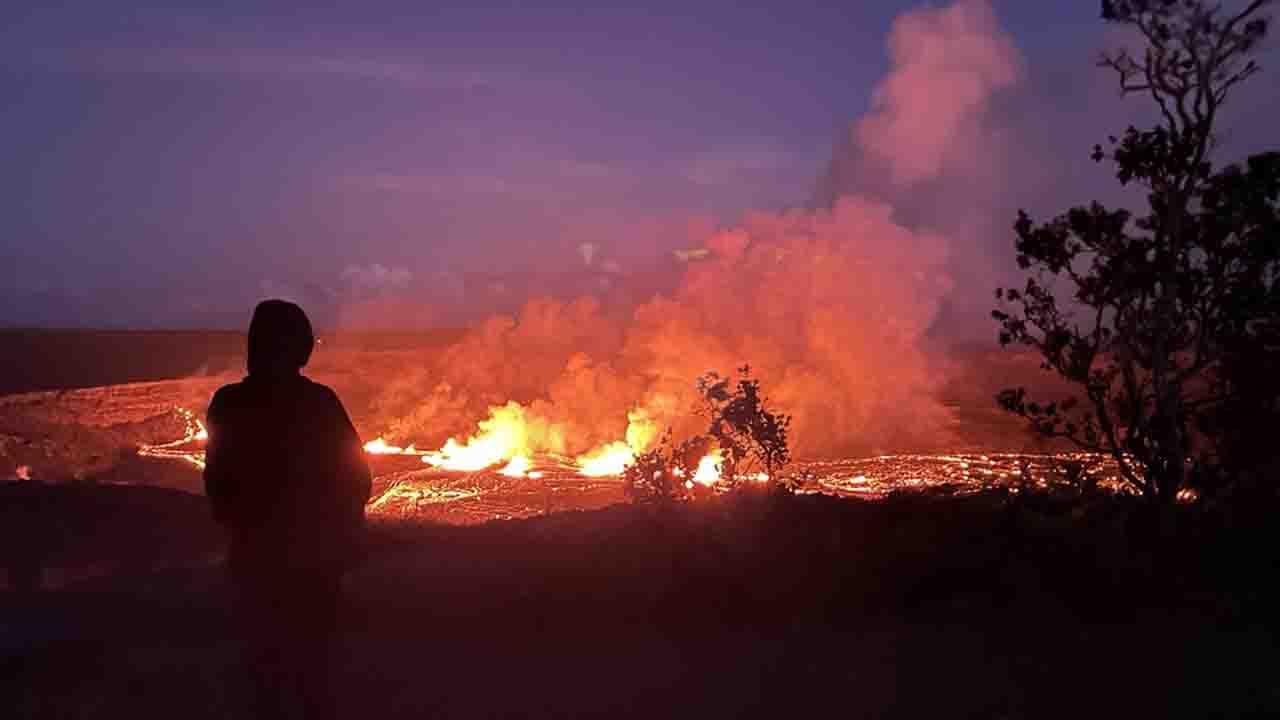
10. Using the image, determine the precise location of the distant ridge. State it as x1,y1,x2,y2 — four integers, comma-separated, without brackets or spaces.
0,328,470,396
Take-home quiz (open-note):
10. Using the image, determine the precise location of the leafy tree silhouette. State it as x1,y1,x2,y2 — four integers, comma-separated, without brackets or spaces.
623,366,793,502
698,366,793,491
993,0,1279,504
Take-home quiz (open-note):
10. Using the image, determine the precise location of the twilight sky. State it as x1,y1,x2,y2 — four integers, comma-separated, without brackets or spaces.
1,1,1275,329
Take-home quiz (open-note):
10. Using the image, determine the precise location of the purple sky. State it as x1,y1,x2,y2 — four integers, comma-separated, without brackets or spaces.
1,1,1276,329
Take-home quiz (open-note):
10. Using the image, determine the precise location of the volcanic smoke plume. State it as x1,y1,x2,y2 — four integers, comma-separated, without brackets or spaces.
855,0,1021,188
369,0,1021,463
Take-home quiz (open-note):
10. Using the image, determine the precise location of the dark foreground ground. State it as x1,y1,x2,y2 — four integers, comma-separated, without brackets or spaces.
2,331,1273,716
3,481,1279,719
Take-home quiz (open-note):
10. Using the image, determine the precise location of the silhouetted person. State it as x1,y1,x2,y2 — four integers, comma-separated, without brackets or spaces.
204,300,371,720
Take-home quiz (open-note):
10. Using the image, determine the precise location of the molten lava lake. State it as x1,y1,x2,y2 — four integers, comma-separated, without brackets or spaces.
364,452,1130,524
1,344,1120,528
114,408,1125,525
128,441,1126,526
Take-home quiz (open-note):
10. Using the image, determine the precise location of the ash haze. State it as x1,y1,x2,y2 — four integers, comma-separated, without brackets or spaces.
4,0,1273,331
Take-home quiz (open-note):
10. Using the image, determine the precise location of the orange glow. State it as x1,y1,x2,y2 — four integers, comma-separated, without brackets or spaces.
423,437,506,471
577,441,634,477
692,449,722,486
421,401,554,472
363,436,421,455
575,408,660,476
498,455,533,477
137,407,208,469
132,409,1151,511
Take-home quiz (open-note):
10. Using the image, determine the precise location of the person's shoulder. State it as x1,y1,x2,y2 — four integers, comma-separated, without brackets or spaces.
208,380,248,408
300,377,342,405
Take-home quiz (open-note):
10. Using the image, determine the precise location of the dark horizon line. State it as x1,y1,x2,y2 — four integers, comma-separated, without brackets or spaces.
0,326,470,335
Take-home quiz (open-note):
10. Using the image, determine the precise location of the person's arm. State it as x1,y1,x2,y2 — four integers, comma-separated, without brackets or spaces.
202,388,236,526
328,388,373,515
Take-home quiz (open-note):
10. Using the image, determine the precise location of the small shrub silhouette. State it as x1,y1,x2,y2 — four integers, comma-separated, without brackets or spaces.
698,366,793,492
622,432,714,503
623,366,793,502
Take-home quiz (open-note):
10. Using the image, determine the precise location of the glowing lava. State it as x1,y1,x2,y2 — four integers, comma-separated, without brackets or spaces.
126,406,1150,526
574,408,661,476
139,404,738,487
498,455,534,478
577,442,635,477
691,449,723,486
136,407,209,469
363,437,423,455
421,402,557,472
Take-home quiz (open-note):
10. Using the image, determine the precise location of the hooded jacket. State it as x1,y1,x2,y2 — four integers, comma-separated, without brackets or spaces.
203,300,372,574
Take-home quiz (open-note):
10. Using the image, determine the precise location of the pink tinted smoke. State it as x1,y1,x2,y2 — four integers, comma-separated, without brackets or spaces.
371,0,1024,458
856,0,1021,186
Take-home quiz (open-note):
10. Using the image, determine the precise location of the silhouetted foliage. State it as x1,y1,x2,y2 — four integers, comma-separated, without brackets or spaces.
994,0,1279,504
1195,164,1280,496
698,366,793,491
622,431,713,503
622,366,793,502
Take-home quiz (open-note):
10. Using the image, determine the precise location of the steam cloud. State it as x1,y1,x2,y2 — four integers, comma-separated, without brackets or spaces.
333,263,455,330
372,0,1021,459
857,0,1021,187
341,263,413,294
